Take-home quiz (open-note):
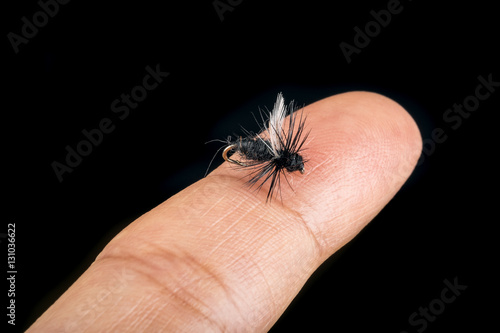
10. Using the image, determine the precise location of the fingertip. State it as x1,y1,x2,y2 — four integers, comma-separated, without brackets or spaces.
290,91,422,251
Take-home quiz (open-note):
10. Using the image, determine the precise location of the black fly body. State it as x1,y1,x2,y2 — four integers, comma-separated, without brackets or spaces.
221,93,309,201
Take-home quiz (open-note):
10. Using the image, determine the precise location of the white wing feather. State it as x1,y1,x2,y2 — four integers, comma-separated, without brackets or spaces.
266,93,287,157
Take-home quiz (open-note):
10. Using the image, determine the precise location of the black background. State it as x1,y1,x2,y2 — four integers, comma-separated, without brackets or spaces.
4,0,498,332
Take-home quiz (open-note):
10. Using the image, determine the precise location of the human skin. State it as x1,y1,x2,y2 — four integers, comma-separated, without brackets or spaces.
28,91,422,332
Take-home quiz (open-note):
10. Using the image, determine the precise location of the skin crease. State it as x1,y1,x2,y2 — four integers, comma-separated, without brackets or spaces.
28,92,422,332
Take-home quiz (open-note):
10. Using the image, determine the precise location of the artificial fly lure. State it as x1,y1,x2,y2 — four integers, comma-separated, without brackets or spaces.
209,93,309,201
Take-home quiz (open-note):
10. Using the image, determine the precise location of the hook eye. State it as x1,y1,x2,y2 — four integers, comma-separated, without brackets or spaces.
222,144,248,167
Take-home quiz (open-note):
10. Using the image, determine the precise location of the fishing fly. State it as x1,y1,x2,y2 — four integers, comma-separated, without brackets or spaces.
214,93,309,201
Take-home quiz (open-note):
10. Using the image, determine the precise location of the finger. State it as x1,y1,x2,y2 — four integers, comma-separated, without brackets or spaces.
28,91,422,332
